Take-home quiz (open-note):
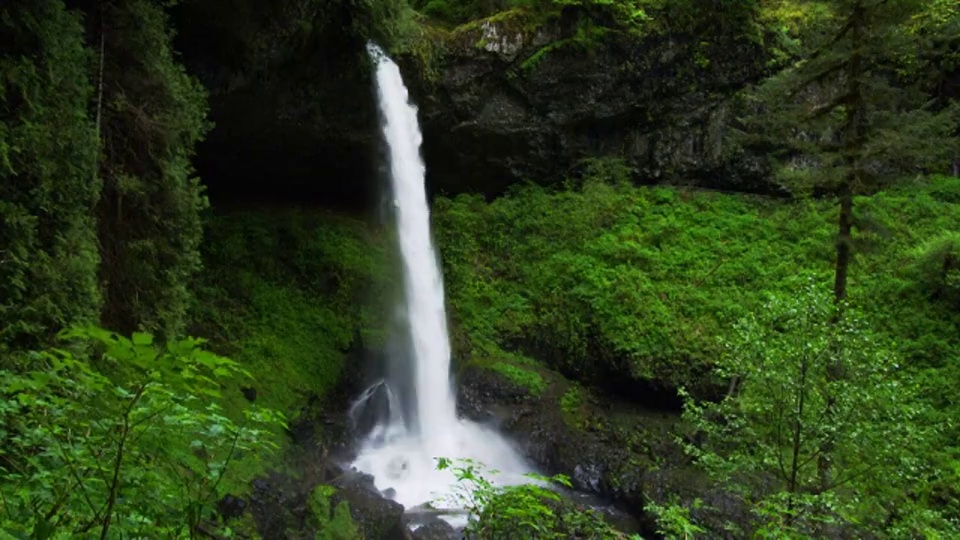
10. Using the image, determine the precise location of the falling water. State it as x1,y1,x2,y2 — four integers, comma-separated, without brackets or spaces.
351,44,530,519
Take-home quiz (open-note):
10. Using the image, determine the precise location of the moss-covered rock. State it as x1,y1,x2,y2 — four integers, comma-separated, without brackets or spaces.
161,0,790,207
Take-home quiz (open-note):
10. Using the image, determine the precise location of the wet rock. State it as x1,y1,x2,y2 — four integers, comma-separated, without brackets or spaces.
248,472,307,539
336,468,379,494
456,361,751,538
333,473,409,540
402,9,773,197
456,362,530,423
217,494,247,520
412,519,458,540
349,381,396,438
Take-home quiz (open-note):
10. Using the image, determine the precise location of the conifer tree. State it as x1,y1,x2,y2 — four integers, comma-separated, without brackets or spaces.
747,0,959,302
740,0,959,512
0,0,101,355
88,0,211,338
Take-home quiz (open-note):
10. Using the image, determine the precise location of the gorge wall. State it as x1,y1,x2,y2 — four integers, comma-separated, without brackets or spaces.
172,1,780,207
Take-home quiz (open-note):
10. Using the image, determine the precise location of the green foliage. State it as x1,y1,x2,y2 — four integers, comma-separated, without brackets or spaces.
97,0,211,339
336,0,420,50
559,385,585,415
0,327,286,538
0,0,101,354
913,232,960,310
435,162,826,390
745,0,960,196
434,169,960,392
435,458,623,539
307,485,361,540
190,209,390,419
435,172,960,532
678,284,953,536
644,497,705,540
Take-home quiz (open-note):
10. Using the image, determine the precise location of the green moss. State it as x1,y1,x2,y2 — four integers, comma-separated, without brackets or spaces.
398,22,451,82
492,362,547,395
559,384,589,429
223,512,261,539
468,357,548,395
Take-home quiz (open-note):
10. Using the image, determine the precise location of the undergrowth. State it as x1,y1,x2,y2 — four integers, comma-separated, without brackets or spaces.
434,167,960,398
190,208,391,422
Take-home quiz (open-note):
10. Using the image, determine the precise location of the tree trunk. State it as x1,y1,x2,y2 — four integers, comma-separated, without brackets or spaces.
821,0,868,497
833,186,853,303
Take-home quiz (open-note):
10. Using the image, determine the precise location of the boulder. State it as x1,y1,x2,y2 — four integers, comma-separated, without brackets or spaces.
333,470,411,540
411,519,458,540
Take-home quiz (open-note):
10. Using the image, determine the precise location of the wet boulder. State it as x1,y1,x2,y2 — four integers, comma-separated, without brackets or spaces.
333,470,410,540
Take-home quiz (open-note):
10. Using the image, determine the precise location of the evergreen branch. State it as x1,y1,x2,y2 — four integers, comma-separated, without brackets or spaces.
806,92,854,120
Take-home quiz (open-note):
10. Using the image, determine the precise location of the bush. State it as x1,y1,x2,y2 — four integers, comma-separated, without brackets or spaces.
435,458,626,539
676,284,953,536
433,172,960,397
913,232,960,309
0,327,286,538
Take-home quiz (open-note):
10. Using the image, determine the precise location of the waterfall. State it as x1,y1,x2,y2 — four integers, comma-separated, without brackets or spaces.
351,44,530,521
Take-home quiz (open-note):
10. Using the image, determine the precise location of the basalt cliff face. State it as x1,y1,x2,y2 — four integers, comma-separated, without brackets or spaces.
403,9,772,197
174,4,774,205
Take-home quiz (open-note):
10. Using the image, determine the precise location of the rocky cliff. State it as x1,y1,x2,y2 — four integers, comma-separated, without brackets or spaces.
404,7,772,196
173,3,776,206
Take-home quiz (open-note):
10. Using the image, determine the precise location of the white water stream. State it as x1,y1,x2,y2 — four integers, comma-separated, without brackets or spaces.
350,44,531,520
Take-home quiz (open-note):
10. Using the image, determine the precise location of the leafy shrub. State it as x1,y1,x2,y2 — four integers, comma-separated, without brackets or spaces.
559,385,585,415
435,458,625,539
644,497,706,540
308,485,361,540
913,232,960,309
0,327,286,538
434,173,960,397
677,284,952,536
